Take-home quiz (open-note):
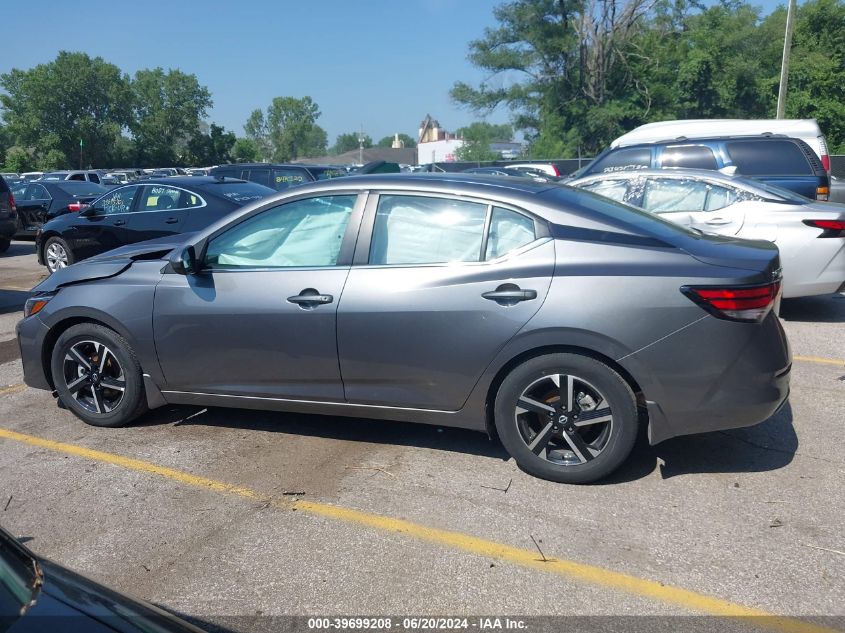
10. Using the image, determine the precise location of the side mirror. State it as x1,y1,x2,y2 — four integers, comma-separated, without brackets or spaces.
171,245,198,275
79,206,101,217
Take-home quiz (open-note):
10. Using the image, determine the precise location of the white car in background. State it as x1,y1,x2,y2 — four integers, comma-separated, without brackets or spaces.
569,168,845,298
611,119,831,173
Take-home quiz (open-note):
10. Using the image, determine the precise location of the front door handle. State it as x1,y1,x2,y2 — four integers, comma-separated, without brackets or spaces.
112,219,126,226
482,284,537,305
287,288,333,307
164,217,179,224
705,217,731,225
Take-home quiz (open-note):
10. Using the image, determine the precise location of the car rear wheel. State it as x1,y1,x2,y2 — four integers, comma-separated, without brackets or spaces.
0,238,9,254
494,353,638,484
50,323,147,428
44,236,73,273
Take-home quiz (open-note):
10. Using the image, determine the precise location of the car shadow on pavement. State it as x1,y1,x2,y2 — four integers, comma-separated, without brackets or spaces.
0,289,31,314
780,294,845,323
137,405,512,461
605,400,797,483
139,400,798,482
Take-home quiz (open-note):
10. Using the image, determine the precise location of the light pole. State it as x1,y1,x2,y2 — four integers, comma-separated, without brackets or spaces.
357,126,366,165
776,0,797,119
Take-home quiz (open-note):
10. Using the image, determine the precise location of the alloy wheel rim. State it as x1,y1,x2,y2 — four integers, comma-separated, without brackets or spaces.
46,243,68,272
514,373,613,466
62,340,126,414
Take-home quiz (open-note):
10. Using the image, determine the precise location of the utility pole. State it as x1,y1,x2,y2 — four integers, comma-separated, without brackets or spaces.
776,0,797,119
357,125,365,165
79,137,83,169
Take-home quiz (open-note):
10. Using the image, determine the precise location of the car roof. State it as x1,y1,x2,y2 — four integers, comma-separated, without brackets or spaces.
136,176,250,186
611,135,806,148
569,168,777,196
612,119,823,148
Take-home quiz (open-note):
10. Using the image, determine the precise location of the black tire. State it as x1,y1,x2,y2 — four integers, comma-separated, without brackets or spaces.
0,238,9,254
43,236,74,273
50,323,147,428
494,353,638,484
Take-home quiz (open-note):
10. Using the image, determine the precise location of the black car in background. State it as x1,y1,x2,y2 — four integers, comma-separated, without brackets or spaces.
0,525,205,632
0,175,18,253
36,176,274,272
10,180,109,238
210,163,348,192
572,135,830,200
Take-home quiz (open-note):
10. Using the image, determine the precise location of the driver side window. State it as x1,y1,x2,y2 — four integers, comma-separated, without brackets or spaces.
205,195,357,269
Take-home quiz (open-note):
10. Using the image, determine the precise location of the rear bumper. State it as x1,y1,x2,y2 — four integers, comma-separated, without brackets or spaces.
621,311,792,444
16,315,52,391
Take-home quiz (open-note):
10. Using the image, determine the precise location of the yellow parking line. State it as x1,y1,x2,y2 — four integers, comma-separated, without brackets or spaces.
0,383,26,396
793,355,844,367
0,427,837,633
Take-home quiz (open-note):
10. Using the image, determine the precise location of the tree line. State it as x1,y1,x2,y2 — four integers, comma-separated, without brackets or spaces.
452,0,845,156
0,51,419,172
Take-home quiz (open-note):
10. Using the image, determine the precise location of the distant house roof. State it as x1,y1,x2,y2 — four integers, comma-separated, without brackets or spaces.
297,147,418,165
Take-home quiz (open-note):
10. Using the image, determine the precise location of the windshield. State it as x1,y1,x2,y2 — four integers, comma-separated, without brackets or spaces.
56,183,107,197
206,181,275,204
0,530,39,620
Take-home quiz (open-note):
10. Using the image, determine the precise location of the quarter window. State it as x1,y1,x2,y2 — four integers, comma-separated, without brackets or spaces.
726,140,812,175
661,145,718,170
369,195,488,265
205,195,356,268
485,207,535,259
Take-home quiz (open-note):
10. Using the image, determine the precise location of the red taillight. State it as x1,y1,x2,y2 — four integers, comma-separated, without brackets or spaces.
804,219,845,231
821,155,830,172
551,165,561,177
682,281,781,322
8,192,16,214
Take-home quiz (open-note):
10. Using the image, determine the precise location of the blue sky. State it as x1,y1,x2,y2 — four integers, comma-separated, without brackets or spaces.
3,0,786,145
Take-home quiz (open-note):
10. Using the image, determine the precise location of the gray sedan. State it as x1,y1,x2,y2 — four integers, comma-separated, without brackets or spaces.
17,174,790,484
569,169,845,298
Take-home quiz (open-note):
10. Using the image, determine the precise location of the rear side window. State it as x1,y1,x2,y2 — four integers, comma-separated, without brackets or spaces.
246,169,271,187
580,179,628,203
272,168,308,191
726,141,812,175
642,179,709,212
589,148,651,174
88,173,100,184
28,184,51,200
661,145,718,170
370,195,488,265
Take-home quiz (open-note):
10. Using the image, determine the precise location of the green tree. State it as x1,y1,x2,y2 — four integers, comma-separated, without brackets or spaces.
376,133,417,148
0,51,132,167
332,132,372,155
3,146,34,173
246,96,328,162
186,123,236,165
38,149,67,171
130,68,212,166
455,122,513,161
231,138,261,162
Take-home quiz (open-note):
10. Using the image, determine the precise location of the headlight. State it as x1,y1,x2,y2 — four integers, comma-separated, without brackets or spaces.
24,292,56,318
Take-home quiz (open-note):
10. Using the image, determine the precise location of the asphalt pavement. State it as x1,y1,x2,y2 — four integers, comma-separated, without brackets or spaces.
0,240,842,633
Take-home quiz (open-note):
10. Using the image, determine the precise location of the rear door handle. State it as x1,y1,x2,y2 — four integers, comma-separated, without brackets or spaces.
482,285,537,305
164,218,179,224
705,217,731,225
112,219,126,226
287,288,333,307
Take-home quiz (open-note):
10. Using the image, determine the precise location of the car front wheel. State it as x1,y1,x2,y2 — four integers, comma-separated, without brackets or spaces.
50,323,148,427
494,353,638,484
